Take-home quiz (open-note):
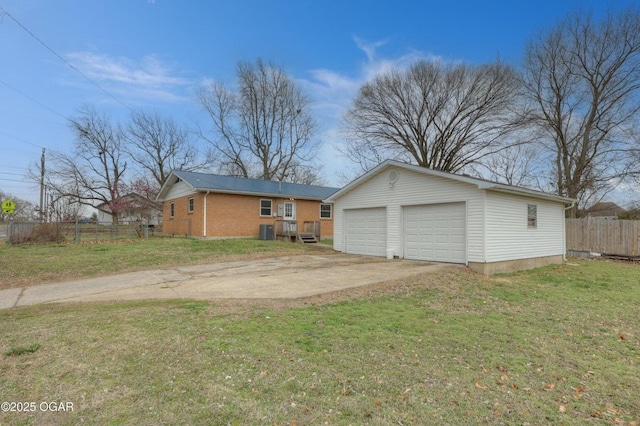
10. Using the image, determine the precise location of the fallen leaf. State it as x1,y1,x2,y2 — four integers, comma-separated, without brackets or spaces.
559,405,566,413
375,399,382,407
475,381,487,390
544,383,555,391
619,334,626,340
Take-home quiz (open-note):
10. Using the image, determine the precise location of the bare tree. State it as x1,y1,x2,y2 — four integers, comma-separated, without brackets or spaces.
0,190,36,221
47,106,128,224
522,6,640,216
197,59,321,183
124,110,207,188
341,60,525,174
474,142,545,188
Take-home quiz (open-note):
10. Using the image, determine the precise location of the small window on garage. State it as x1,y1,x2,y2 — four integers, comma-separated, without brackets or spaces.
527,204,537,228
320,203,332,219
188,197,194,213
260,199,272,216
170,202,175,218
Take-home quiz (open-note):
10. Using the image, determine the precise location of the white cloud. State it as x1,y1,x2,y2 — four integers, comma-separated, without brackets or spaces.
65,51,193,104
353,36,388,62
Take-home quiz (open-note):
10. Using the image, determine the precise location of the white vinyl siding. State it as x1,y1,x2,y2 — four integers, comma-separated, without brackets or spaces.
333,168,484,263
164,179,196,200
484,191,565,262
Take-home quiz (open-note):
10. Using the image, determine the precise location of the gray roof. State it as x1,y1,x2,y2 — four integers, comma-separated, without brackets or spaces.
157,170,340,201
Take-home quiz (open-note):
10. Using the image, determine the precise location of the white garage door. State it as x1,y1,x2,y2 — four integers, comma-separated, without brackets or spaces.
403,203,466,263
345,208,386,257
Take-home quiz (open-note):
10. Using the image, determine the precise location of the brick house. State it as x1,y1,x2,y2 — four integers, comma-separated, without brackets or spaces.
156,171,339,240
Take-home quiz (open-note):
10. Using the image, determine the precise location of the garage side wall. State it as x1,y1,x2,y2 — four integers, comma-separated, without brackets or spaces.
333,168,486,262
484,191,565,262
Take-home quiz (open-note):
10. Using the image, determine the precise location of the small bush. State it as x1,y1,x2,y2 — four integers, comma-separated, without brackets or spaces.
13,222,69,244
4,343,41,356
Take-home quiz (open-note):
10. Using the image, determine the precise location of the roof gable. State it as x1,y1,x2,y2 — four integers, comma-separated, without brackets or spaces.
157,170,340,201
324,160,575,204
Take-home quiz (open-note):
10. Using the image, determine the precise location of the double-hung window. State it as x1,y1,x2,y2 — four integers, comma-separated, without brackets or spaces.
260,199,272,216
320,203,332,219
188,197,195,213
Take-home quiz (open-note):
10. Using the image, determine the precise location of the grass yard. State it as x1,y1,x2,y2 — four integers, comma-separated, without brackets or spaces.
0,256,638,425
0,237,332,290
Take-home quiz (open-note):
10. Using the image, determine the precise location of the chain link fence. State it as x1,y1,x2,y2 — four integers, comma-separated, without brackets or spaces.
4,221,166,244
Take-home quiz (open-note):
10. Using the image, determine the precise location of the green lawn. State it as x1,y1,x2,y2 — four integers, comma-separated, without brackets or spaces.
0,237,333,290
1,257,638,425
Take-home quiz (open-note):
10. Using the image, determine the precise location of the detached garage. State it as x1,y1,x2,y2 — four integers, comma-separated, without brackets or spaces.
325,160,575,274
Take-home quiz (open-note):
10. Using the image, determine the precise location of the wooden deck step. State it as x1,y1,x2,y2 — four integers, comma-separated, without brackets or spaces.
297,233,318,244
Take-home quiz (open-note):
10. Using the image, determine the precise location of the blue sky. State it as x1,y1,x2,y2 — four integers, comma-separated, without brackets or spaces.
0,0,625,205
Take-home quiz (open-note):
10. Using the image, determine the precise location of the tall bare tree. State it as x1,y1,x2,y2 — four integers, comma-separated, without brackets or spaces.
522,6,640,216
341,60,525,174
47,106,128,224
197,59,321,183
124,110,206,188
474,142,545,188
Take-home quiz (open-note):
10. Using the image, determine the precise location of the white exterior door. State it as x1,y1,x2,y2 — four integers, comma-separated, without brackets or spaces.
403,203,466,263
344,208,386,257
284,201,296,220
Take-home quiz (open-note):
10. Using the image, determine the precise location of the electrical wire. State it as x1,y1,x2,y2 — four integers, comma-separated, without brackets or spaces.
0,78,68,120
0,5,133,112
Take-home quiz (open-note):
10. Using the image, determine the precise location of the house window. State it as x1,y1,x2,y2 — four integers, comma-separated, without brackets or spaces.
188,197,194,213
320,203,332,219
527,204,537,228
260,199,272,216
170,202,175,218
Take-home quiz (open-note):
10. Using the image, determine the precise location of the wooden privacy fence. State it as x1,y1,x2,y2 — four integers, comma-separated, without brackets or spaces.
566,218,640,257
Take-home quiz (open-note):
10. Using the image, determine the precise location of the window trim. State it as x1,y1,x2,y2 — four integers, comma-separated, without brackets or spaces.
260,199,273,217
527,204,537,229
320,203,332,219
188,197,195,213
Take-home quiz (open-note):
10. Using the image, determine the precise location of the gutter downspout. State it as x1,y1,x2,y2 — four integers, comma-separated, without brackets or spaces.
203,191,210,237
562,201,576,261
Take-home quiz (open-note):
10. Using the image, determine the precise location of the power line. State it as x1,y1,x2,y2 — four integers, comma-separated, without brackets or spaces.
0,5,133,112
0,131,45,149
0,165,32,171
0,78,68,120
0,171,28,177
0,177,30,183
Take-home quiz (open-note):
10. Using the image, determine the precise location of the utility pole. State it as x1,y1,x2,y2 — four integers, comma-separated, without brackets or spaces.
39,148,45,222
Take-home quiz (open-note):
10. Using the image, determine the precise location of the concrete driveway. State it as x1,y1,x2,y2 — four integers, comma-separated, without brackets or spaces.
0,254,454,309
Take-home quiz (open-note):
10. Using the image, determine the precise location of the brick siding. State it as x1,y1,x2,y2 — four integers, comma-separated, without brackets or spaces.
162,192,333,238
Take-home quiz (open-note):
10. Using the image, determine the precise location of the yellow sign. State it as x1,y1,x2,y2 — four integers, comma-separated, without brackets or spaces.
2,199,16,214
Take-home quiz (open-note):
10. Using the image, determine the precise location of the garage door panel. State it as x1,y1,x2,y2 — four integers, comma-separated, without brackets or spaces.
345,208,386,257
403,203,466,264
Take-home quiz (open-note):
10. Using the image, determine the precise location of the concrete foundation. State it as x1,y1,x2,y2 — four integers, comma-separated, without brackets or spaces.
468,254,565,275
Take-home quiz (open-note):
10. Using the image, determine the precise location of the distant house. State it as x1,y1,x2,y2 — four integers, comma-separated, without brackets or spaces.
156,171,339,241
584,202,626,219
95,193,162,225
